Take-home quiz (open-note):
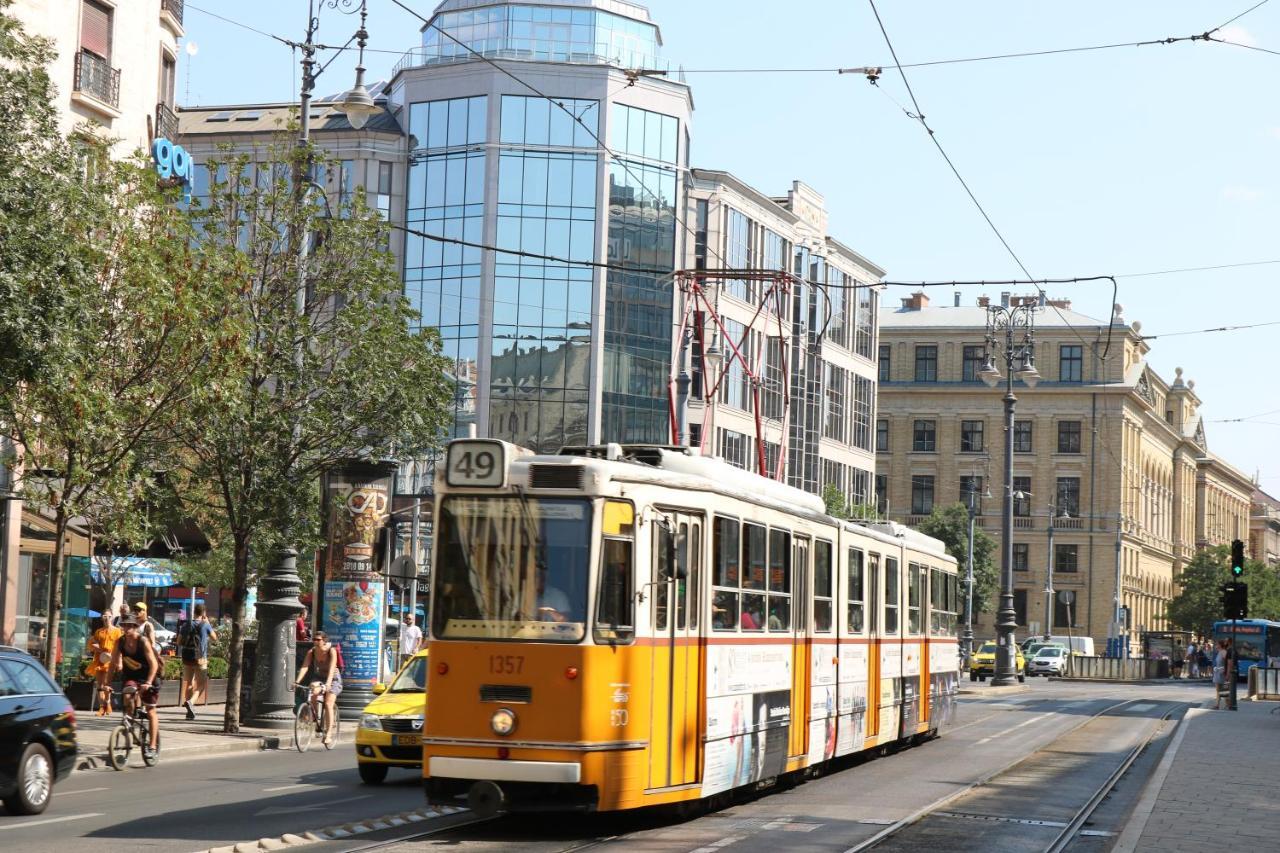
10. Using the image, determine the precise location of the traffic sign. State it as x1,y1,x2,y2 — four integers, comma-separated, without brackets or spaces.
388,555,419,581
1057,590,1075,605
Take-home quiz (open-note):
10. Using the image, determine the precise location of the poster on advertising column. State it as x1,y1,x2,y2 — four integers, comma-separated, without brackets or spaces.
323,580,384,692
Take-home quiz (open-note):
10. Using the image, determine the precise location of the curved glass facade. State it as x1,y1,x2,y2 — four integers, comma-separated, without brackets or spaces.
395,4,666,74
404,95,488,438
490,95,599,452
603,103,678,444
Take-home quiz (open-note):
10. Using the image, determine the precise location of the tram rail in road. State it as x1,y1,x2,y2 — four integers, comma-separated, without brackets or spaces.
849,698,1184,853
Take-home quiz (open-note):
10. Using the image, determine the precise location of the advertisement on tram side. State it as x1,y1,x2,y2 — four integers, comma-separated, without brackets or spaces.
808,647,838,764
702,645,792,796
836,643,869,757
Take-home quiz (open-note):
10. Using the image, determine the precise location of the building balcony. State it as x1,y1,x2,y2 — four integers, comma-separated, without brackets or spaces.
155,102,179,142
160,0,185,35
72,51,121,115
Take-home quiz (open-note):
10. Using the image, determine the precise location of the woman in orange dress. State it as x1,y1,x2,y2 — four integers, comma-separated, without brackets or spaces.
87,616,122,715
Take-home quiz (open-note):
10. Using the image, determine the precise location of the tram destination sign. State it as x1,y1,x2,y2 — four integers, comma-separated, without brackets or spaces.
446,439,507,488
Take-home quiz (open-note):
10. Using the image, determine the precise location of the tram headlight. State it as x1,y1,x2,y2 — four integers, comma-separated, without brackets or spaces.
490,708,517,736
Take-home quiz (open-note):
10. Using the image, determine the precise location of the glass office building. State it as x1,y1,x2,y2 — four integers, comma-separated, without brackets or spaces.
391,0,691,452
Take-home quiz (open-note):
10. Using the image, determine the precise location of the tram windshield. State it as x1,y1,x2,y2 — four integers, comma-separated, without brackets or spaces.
433,496,591,642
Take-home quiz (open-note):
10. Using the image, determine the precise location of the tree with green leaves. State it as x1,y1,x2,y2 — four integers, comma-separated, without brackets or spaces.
0,3,232,675
1166,545,1280,636
915,503,1000,615
821,483,879,522
172,143,454,732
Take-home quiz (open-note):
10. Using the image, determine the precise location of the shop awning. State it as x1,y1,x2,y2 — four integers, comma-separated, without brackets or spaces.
91,557,177,588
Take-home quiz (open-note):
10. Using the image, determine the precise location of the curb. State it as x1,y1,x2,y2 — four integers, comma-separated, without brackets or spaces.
75,730,356,771
197,804,468,853
1110,706,1202,853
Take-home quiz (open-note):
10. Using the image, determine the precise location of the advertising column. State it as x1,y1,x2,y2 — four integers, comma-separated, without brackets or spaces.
320,460,396,718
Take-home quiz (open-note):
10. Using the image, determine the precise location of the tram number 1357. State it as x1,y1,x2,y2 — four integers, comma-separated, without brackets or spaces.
446,440,507,487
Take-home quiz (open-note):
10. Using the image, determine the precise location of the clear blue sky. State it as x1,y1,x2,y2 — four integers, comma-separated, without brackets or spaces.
182,0,1280,497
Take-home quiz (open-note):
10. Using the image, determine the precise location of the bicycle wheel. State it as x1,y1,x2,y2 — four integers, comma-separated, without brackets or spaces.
294,703,315,752
324,710,341,750
106,726,131,771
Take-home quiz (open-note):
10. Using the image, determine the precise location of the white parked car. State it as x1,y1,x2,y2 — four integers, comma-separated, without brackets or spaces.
1029,645,1069,676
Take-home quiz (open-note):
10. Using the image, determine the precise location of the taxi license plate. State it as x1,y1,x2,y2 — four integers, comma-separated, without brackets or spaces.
393,734,422,747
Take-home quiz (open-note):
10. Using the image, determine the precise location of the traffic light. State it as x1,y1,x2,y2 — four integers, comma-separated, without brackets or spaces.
1222,581,1248,619
1231,539,1246,576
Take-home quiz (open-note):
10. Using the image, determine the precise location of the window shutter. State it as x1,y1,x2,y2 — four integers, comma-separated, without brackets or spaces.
80,1,111,59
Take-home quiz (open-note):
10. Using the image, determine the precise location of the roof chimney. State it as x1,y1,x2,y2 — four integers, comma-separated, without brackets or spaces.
954,291,961,307
1000,291,1010,308
900,291,930,311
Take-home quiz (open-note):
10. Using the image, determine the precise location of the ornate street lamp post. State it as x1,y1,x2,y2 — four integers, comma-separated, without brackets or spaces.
978,302,1040,687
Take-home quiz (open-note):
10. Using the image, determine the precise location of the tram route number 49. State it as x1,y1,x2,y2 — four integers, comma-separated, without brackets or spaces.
446,440,506,487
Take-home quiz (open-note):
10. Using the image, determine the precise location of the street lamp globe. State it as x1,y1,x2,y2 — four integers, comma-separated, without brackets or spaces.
336,68,379,130
703,337,724,375
978,357,1001,388
1016,352,1041,388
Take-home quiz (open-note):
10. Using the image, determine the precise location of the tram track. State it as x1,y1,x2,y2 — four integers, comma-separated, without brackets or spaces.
327,693,1177,853
847,698,1183,853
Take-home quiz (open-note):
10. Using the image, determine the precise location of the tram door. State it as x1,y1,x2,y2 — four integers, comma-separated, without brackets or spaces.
649,512,703,790
789,537,810,760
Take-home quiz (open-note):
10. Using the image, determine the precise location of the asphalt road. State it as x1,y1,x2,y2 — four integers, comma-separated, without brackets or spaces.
360,679,1209,853
1,678,1212,853
0,745,424,853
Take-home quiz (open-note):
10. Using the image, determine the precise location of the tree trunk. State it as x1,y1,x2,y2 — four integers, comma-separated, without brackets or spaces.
223,533,250,733
43,503,69,680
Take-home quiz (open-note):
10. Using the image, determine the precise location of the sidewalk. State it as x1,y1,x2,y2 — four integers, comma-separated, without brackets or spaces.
75,703,354,770
1116,697,1280,852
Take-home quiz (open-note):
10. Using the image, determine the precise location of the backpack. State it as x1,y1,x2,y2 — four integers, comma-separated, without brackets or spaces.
180,620,203,661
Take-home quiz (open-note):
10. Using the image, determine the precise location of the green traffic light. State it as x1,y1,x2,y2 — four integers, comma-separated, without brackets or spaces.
1232,564,1244,577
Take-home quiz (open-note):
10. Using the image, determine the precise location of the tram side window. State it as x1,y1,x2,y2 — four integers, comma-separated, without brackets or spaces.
767,529,791,632
654,523,673,632
595,538,634,644
712,516,740,631
741,523,767,631
908,563,923,634
594,501,635,644
814,540,833,632
847,547,865,633
690,525,702,631
930,568,943,634
884,557,900,635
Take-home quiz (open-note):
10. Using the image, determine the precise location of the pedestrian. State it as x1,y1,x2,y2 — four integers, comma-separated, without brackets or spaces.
178,603,217,720
133,602,158,653
1186,639,1199,680
1198,639,1211,679
400,613,423,660
295,607,310,643
87,615,122,716
1214,639,1230,709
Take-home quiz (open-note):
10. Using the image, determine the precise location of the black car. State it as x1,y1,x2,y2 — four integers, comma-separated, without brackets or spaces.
0,646,77,815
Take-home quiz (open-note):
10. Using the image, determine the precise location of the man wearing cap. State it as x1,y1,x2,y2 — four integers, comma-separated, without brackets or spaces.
133,602,158,654
110,614,161,761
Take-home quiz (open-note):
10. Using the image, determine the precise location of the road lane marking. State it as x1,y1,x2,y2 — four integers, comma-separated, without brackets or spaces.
0,813,102,831
974,713,1052,744
256,794,372,816
58,787,109,796
263,783,335,792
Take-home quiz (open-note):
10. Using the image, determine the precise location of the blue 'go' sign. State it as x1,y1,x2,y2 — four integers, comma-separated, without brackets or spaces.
151,137,191,185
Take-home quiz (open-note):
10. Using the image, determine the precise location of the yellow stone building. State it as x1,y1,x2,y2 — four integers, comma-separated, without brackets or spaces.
876,292,1253,651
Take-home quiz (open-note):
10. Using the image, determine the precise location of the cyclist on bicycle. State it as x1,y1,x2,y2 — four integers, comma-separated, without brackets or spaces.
295,630,342,746
111,614,161,760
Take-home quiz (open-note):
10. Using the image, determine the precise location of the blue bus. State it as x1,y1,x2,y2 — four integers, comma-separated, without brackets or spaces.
1212,619,1280,679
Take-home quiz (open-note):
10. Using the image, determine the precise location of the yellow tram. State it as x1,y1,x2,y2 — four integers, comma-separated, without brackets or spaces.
422,439,960,814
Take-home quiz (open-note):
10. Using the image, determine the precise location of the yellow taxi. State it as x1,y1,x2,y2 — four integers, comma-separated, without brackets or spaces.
355,649,427,784
969,641,1026,683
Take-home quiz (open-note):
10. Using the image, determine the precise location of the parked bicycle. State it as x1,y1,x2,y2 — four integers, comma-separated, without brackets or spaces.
106,685,161,770
294,680,341,752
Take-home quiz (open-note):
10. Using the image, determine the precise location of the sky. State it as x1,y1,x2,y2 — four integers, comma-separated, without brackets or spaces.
180,0,1280,497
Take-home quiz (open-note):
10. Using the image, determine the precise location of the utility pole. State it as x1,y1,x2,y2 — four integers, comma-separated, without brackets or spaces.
1113,512,1124,658
960,482,977,668
1043,510,1056,642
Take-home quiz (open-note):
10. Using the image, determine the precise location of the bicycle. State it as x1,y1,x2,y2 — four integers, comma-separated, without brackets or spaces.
294,681,341,752
106,685,161,770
